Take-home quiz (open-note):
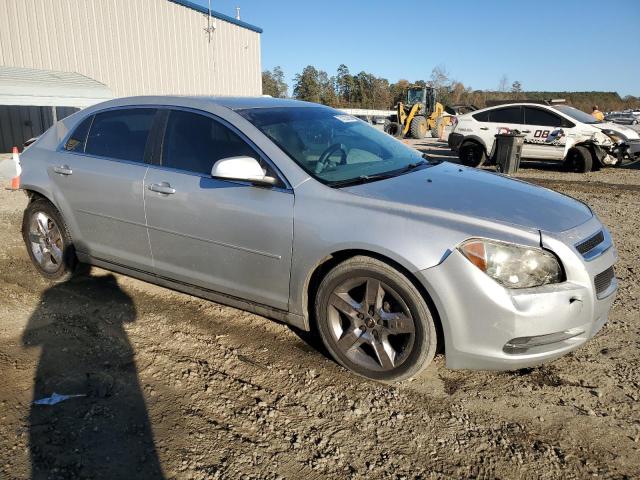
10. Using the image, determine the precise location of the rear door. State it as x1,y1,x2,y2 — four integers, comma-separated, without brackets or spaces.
50,108,156,271
474,106,524,155
522,106,567,160
468,110,495,152
143,109,294,310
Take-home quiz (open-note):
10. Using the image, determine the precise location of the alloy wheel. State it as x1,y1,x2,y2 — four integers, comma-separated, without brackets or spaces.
326,276,416,371
28,212,64,273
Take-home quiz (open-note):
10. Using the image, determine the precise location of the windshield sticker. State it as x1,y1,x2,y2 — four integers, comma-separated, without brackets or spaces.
334,114,359,123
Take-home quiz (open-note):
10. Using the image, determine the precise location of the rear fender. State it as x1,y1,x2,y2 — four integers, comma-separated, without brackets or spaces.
461,135,489,155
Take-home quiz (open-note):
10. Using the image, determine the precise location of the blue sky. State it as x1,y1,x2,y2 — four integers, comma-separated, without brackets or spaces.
198,0,640,96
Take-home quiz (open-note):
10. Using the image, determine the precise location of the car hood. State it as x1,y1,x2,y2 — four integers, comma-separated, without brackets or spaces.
343,163,593,233
593,122,640,140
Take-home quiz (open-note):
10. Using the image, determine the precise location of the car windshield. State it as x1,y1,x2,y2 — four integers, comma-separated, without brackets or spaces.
553,105,600,124
238,106,431,186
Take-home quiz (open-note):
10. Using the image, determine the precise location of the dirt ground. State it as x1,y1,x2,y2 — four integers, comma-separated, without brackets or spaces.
0,140,639,479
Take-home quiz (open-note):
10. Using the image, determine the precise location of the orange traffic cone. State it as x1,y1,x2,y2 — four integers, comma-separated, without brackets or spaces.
10,146,20,190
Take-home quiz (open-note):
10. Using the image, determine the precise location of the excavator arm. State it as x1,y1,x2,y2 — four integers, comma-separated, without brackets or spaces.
427,102,445,129
401,103,424,136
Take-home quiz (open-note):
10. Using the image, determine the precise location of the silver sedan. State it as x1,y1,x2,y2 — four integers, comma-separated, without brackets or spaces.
18,96,617,381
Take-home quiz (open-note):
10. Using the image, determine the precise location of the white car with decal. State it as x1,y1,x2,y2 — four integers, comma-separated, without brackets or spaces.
448,102,640,172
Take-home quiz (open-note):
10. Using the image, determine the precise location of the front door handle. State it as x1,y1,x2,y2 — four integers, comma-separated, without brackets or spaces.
148,182,176,195
521,130,531,133
480,127,489,130
53,165,73,175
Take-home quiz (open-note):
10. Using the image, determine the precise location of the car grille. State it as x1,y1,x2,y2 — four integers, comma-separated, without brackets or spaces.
594,266,615,297
576,231,605,256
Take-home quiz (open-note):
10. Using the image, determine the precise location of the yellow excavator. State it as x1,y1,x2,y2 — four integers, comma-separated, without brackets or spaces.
384,86,446,139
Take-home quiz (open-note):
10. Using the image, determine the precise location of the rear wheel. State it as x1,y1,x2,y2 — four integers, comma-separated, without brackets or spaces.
564,146,593,173
22,198,78,282
384,121,403,138
315,256,437,382
410,116,428,139
458,141,486,167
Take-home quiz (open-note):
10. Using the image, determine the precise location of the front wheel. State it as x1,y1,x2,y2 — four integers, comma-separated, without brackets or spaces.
410,116,428,139
22,198,78,282
315,256,437,382
564,146,593,173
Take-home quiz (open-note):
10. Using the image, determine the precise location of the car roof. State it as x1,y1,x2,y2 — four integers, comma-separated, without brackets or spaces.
199,96,323,110
89,95,326,112
478,102,556,111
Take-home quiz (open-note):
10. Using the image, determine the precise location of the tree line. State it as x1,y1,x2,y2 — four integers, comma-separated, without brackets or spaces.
262,65,640,113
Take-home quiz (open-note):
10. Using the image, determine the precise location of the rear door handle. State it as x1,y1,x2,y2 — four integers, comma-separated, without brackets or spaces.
480,127,489,130
521,130,531,133
148,182,176,195
53,165,73,175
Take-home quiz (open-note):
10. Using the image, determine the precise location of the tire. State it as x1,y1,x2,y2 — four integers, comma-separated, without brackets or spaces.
410,116,428,139
384,121,403,138
314,256,438,382
22,198,78,282
564,146,593,173
458,141,486,167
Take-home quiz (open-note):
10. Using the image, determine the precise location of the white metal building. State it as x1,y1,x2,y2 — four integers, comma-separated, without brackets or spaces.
0,0,263,151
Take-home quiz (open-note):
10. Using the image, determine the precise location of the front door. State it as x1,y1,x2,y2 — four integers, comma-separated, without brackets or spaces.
49,108,156,271
521,106,567,160
143,109,294,310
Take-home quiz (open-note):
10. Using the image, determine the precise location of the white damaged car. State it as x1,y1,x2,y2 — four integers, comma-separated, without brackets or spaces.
448,102,640,172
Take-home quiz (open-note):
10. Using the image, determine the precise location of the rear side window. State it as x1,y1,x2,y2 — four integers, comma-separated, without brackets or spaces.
472,110,490,122
490,107,523,124
162,110,258,175
524,107,563,127
85,108,156,162
64,116,93,152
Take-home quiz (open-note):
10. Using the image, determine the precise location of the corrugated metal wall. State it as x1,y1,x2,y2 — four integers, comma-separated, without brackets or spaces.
0,0,262,97
0,106,77,151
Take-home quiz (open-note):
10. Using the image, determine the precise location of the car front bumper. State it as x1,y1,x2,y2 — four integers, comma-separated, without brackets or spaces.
417,218,617,370
625,139,640,158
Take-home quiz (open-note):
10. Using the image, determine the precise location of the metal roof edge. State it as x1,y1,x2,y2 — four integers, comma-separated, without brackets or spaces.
168,0,263,33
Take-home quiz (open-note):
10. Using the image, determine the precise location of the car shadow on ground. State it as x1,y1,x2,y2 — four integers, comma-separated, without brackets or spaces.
22,274,164,479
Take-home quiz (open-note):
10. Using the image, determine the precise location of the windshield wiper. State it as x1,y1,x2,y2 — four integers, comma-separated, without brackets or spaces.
329,160,428,188
422,153,443,164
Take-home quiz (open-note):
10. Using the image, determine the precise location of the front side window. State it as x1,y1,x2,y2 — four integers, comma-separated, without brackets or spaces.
162,110,258,175
64,116,93,152
490,107,523,124
524,107,563,127
85,108,156,162
238,106,430,186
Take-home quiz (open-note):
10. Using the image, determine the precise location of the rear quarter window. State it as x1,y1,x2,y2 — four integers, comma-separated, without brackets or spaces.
472,110,490,122
64,116,93,152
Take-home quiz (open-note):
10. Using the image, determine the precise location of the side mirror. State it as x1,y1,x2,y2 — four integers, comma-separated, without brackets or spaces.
211,156,277,187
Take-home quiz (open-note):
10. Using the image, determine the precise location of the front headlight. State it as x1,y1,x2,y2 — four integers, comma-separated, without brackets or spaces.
458,239,563,289
601,129,624,143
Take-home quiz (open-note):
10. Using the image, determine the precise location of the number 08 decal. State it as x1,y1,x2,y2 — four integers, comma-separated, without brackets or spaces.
534,129,550,138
